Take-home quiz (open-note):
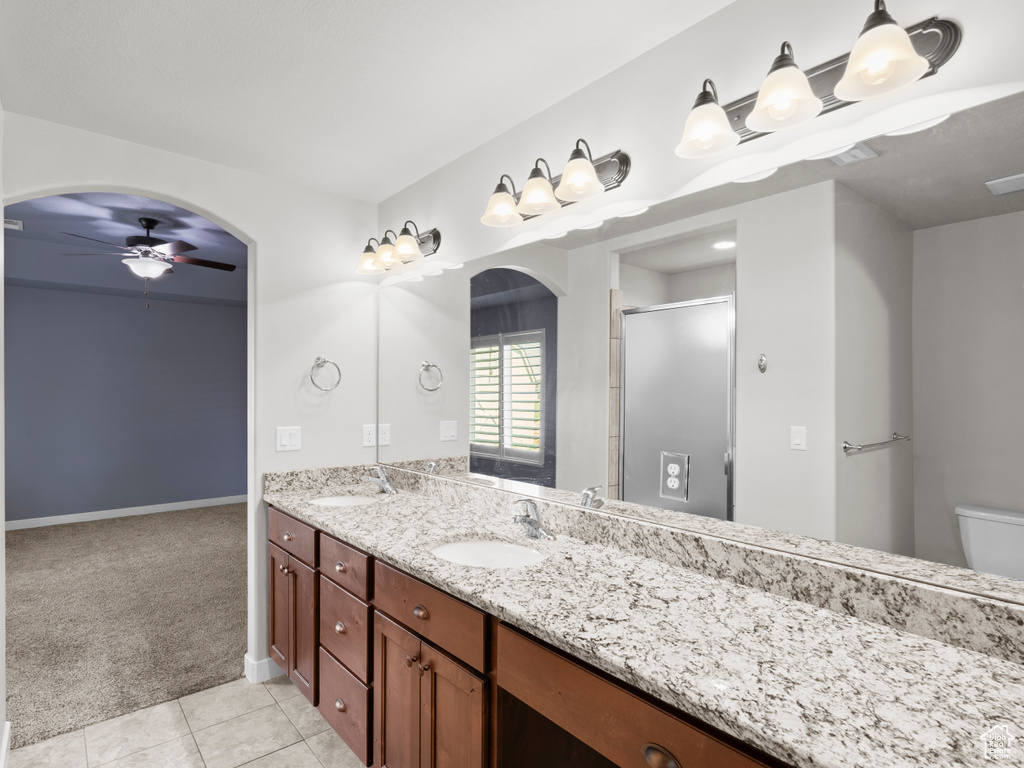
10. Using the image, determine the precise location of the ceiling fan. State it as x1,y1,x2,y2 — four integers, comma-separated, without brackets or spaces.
61,217,237,278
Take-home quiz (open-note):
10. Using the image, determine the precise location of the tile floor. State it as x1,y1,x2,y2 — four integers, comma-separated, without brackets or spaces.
9,676,365,768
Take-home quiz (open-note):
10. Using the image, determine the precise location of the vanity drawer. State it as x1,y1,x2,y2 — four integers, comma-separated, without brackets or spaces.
268,506,316,566
497,624,776,768
319,647,371,766
319,575,371,682
320,533,370,600
373,561,486,672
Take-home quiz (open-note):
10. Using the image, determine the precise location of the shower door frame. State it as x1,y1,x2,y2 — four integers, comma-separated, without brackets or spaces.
619,295,736,520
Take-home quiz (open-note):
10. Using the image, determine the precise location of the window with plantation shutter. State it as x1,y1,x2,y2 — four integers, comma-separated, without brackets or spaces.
470,330,544,465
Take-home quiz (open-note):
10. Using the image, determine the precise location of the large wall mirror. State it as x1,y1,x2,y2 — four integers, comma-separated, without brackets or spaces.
377,90,1024,593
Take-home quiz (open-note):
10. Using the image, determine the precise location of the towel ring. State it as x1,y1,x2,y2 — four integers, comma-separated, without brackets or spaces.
310,356,342,392
419,361,443,392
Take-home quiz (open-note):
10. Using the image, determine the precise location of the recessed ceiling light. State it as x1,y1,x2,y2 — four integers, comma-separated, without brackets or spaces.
618,206,650,218
733,168,778,183
804,144,856,161
4,218,24,231
986,172,1024,197
713,240,737,250
578,221,605,230
884,114,951,136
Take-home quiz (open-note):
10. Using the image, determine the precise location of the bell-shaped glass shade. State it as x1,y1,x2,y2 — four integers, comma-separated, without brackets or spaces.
834,22,928,102
746,65,823,133
517,174,561,215
123,257,172,278
481,186,523,227
394,231,423,262
675,101,740,159
356,245,383,274
373,241,399,270
554,156,604,202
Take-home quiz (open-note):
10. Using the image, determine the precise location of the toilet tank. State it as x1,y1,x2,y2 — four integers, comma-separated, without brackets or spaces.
955,504,1024,580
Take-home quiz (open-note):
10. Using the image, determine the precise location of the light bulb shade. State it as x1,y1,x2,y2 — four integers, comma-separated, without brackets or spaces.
356,245,384,274
745,47,823,132
554,150,604,202
394,230,423,262
373,240,399,270
517,170,562,214
123,257,172,278
481,182,523,227
834,19,928,102
675,99,740,159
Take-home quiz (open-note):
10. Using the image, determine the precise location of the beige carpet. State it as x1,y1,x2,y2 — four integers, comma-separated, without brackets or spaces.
5,504,248,749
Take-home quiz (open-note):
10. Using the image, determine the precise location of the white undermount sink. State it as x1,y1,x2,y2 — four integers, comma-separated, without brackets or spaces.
307,495,379,507
431,540,546,569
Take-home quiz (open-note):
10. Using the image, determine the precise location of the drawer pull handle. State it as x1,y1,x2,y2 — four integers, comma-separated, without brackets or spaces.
412,605,429,621
334,621,346,634
283,532,293,542
334,698,347,713
405,654,418,667
643,743,681,768
335,561,347,573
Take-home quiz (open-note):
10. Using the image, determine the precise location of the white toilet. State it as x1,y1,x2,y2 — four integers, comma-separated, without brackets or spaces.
955,504,1024,580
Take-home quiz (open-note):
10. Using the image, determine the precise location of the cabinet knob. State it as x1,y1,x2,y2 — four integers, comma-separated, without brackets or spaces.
278,564,287,573
418,663,431,676
412,605,430,621
334,621,346,634
283,532,293,542
280,566,290,575
642,743,681,768
334,698,347,713
405,654,418,667
335,561,347,574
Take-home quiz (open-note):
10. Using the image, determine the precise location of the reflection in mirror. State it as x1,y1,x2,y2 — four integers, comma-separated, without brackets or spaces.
377,90,1024,588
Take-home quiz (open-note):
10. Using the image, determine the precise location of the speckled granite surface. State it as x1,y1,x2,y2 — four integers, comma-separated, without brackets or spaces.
264,471,1024,768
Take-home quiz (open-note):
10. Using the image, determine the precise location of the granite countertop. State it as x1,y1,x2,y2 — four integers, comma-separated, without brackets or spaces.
265,483,1024,768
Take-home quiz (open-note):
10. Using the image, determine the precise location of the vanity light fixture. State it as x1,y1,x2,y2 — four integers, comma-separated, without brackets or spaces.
355,223,441,275
373,230,400,271
554,139,604,201
745,42,823,133
481,175,524,227
394,221,426,263
517,160,562,216
675,79,740,159
834,1,930,102
356,238,384,274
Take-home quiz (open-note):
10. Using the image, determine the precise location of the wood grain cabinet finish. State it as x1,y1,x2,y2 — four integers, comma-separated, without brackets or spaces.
373,561,486,673
268,506,316,565
319,647,372,765
268,540,317,705
321,533,371,600
374,612,485,768
319,575,371,682
497,624,777,768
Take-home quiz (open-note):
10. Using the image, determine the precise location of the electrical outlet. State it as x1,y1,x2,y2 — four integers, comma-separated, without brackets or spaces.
790,426,807,451
440,420,458,442
362,424,377,447
660,451,689,502
378,424,391,446
276,426,301,452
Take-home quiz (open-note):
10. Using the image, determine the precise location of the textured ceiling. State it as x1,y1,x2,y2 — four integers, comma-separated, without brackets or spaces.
0,0,737,203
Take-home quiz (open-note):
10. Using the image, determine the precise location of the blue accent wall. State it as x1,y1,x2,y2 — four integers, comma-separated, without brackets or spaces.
5,284,246,521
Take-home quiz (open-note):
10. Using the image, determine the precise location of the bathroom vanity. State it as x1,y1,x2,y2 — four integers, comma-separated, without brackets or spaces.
265,465,1024,768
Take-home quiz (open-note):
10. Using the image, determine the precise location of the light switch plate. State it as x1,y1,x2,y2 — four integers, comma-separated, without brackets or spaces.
276,426,301,452
362,424,377,447
440,420,458,442
790,426,807,451
378,424,391,446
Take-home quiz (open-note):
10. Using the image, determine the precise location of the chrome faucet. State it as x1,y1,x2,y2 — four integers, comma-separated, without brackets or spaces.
580,486,604,509
513,499,554,540
367,466,396,495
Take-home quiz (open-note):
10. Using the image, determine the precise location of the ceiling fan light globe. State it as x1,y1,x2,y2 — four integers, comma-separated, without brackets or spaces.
122,257,172,279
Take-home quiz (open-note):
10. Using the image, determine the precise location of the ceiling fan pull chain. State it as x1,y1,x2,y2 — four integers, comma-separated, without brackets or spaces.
144,277,150,310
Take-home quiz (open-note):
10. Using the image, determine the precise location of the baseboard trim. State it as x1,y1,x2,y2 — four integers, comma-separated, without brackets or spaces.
245,654,285,684
5,495,248,530
2,721,10,768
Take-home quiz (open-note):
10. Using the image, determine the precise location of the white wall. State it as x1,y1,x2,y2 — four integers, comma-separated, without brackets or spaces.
913,210,1024,567
2,112,378,679
834,185,914,556
668,263,736,303
619,263,668,308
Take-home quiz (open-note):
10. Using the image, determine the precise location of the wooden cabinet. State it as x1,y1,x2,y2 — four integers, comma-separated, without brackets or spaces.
268,540,317,704
374,611,486,768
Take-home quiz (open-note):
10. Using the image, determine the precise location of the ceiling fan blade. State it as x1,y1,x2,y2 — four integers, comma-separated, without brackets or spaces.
60,232,133,250
152,239,198,256
60,252,128,256
172,255,236,271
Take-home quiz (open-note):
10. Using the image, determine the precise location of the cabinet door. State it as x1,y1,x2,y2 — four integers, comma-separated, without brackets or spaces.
268,543,290,671
289,556,318,704
374,612,422,768
420,644,486,768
